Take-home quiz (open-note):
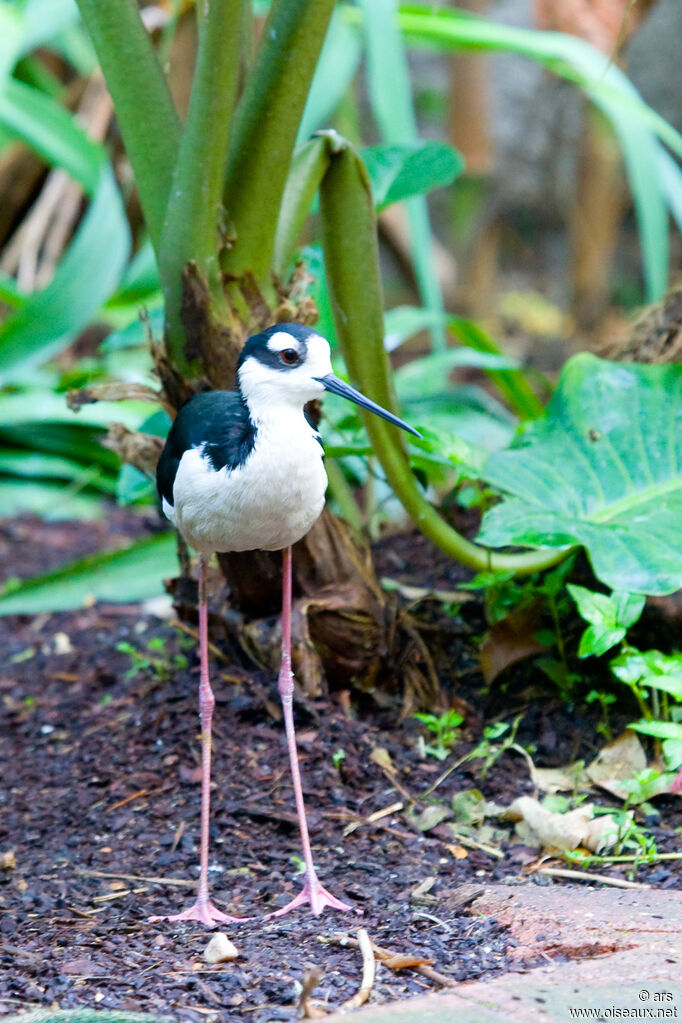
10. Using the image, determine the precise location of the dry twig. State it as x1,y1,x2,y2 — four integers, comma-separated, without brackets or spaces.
324,932,456,989
535,866,652,890
75,867,195,888
340,928,376,1011
297,967,327,1019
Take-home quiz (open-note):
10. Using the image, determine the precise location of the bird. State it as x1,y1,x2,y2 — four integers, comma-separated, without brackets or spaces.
152,322,420,927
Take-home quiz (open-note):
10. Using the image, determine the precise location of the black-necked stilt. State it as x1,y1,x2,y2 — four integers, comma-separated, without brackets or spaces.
153,323,419,926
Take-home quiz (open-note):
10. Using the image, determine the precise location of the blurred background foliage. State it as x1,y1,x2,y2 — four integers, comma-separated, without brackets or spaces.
1,0,682,610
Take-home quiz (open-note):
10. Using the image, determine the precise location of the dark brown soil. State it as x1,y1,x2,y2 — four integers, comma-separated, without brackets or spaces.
1,514,680,1021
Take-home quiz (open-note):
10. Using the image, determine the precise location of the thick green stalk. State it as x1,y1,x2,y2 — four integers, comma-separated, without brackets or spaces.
159,0,246,374
318,138,565,575
221,0,336,287
75,0,181,254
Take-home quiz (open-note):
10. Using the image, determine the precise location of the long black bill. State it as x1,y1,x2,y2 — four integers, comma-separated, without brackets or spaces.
316,373,422,439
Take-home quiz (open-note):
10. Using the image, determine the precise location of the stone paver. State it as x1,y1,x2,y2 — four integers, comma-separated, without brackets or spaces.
326,884,682,1022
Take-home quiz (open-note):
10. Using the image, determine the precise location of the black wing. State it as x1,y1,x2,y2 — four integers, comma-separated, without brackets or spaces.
156,390,256,507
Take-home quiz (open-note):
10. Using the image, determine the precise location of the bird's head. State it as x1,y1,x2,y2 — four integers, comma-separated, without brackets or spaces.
237,323,420,437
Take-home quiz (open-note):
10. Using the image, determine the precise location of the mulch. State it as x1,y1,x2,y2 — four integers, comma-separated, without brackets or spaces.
1,513,680,1021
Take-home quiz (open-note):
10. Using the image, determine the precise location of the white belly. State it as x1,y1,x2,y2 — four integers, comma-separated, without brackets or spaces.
166,416,328,554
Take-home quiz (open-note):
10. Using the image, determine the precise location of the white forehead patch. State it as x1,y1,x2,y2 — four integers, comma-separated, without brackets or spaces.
266,331,303,353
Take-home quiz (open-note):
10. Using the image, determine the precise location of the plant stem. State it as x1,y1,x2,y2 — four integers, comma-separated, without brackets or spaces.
221,0,336,290
75,0,181,254
159,0,246,374
319,137,565,576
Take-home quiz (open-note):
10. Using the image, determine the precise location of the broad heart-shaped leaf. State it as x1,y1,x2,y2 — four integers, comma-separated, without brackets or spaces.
361,141,463,210
477,355,682,596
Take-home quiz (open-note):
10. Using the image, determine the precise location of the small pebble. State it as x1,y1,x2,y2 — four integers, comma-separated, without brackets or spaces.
204,932,239,964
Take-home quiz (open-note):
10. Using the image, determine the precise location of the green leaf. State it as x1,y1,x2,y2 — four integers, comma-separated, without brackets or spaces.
297,9,361,142
0,390,153,430
478,355,682,595
0,533,178,615
394,348,518,404
0,76,102,191
359,0,447,349
663,739,682,771
641,674,682,701
612,591,646,629
18,0,81,62
0,0,80,88
0,479,106,521
361,140,463,210
448,316,546,420
116,463,155,505
611,649,682,699
100,307,164,353
0,450,115,492
397,4,682,302
577,624,625,659
568,584,617,627
108,240,160,308
0,5,24,86
629,720,682,741
0,423,119,469
384,305,447,351
0,167,130,378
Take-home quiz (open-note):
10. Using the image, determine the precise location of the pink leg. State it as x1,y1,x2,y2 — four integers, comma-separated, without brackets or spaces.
266,546,351,919
150,554,245,927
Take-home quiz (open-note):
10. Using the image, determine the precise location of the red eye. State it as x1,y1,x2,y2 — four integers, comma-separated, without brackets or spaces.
280,348,299,365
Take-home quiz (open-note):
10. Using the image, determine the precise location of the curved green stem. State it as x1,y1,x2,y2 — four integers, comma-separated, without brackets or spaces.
159,0,246,373
75,0,181,254
221,0,336,289
318,138,565,576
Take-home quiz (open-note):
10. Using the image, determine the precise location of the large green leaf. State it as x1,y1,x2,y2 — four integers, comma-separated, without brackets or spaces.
477,354,682,595
0,532,178,615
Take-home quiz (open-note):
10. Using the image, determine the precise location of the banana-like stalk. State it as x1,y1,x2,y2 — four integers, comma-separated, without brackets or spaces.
319,134,564,575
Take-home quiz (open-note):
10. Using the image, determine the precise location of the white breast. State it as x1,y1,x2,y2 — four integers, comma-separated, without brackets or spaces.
167,410,327,554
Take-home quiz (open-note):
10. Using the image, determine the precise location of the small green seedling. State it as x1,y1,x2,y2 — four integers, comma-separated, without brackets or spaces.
568,584,645,658
586,688,617,741
414,709,463,761
116,637,188,682
467,714,526,778
332,748,346,771
571,584,682,789
290,854,306,875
